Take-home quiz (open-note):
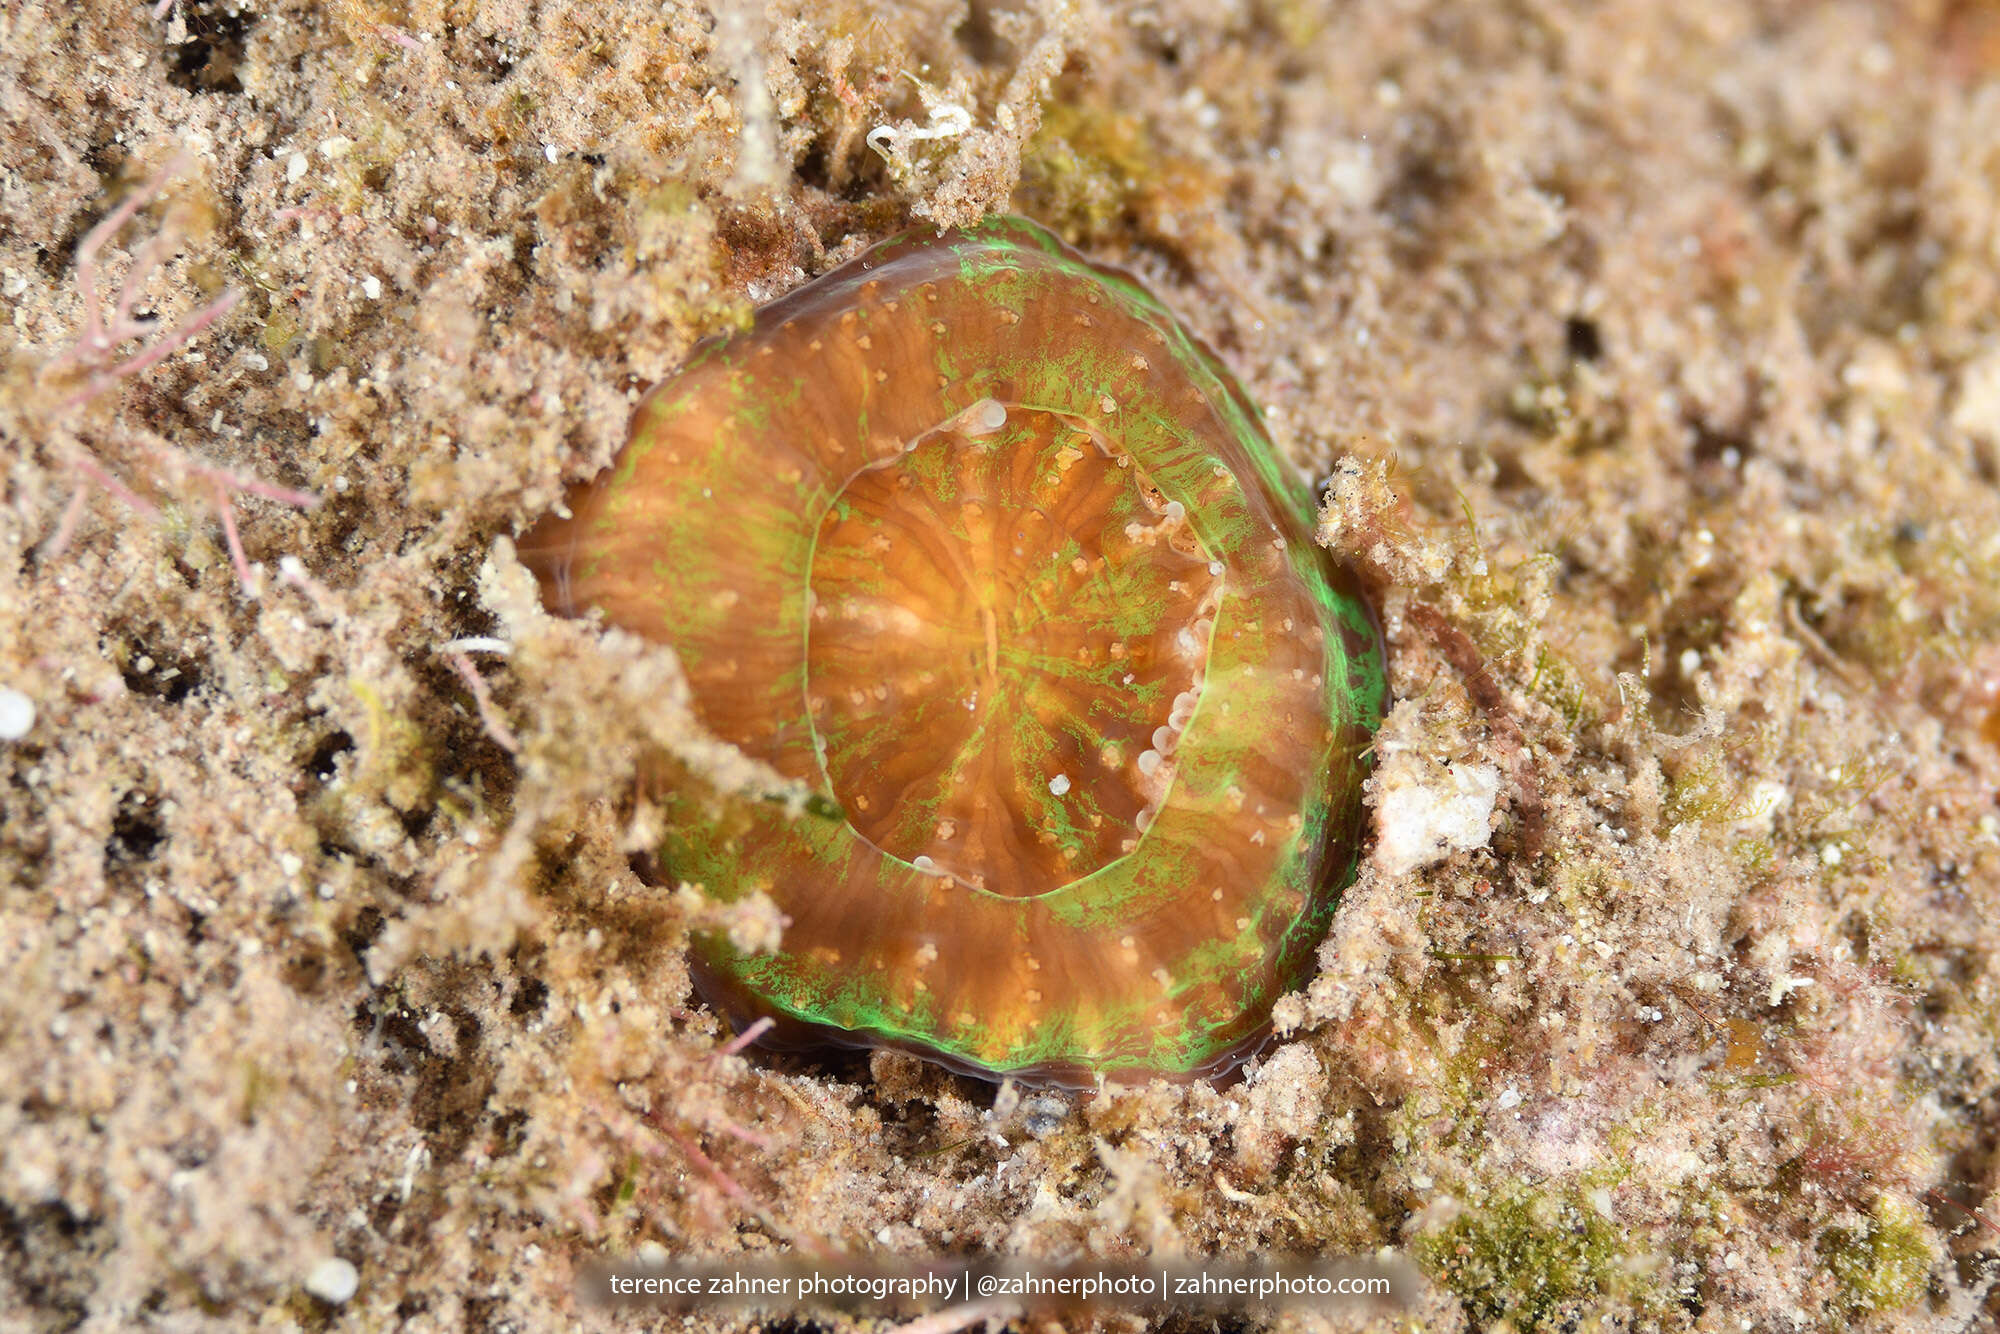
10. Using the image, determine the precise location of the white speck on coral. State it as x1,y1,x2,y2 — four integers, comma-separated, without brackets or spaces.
1049,774,1070,796
957,397,1007,437
1497,1087,1522,1110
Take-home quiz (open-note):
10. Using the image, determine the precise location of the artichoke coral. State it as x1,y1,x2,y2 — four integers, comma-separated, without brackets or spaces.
523,217,1386,1085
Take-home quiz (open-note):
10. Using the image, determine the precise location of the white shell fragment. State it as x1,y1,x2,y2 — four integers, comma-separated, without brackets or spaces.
1374,753,1502,876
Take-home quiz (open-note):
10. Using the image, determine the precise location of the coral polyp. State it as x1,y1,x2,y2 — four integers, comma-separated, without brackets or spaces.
524,216,1385,1084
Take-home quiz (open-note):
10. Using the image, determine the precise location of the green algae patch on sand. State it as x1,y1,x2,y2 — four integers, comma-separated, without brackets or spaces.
1819,1194,1938,1315
1415,1179,1662,1330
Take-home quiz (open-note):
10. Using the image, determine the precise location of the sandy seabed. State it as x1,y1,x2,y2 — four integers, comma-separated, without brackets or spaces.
3,1,2000,1331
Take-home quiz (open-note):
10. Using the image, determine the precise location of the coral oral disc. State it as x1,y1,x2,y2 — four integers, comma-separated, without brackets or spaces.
524,216,1386,1084
809,406,1218,898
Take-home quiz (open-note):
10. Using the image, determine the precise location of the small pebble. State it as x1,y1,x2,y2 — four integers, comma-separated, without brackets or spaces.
305,1256,358,1305
1021,1093,1070,1138
0,687,34,741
